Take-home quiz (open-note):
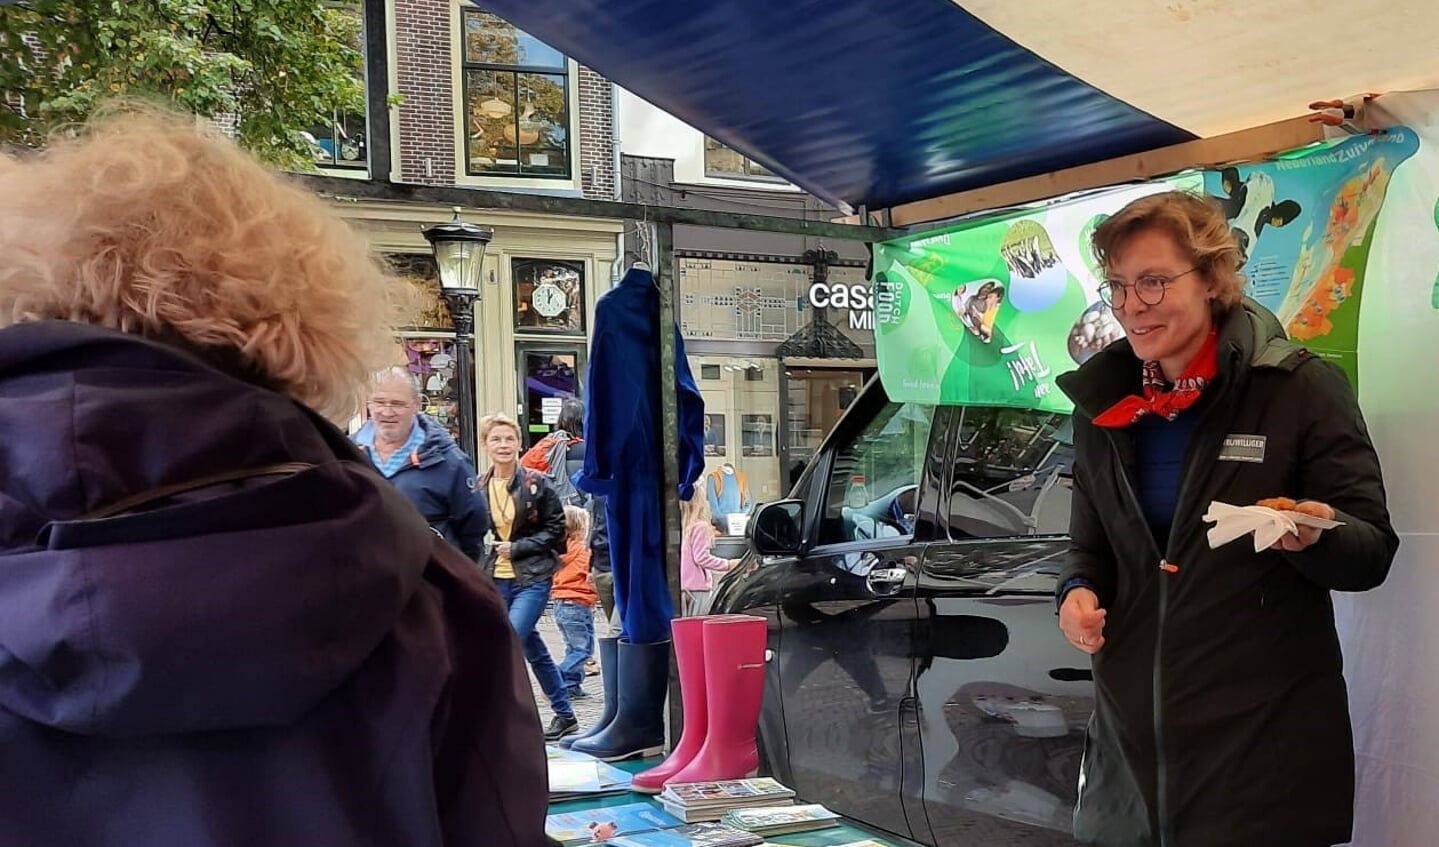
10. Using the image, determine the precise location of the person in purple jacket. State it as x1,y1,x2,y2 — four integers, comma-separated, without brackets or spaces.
0,105,553,846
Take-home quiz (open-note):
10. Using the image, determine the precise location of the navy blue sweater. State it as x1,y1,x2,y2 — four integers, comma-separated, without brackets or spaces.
1132,408,1203,549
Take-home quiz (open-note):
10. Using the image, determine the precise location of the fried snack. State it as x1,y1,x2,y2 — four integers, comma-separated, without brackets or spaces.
1256,497,1298,512
1290,501,1332,518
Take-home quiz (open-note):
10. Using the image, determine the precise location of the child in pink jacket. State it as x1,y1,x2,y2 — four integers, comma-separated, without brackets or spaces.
679,494,738,615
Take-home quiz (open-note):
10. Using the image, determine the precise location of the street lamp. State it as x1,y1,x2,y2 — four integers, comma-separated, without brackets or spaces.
423,207,493,461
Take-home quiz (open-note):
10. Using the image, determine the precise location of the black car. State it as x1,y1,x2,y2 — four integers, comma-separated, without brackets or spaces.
710,376,1091,846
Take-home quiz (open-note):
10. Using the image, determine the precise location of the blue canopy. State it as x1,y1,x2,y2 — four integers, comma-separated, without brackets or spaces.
476,0,1194,211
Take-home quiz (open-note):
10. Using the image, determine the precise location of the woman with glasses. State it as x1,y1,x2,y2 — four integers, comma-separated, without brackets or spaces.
1054,192,1397,847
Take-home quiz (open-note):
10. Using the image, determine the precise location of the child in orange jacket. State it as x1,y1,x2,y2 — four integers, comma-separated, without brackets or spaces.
552,506,598,698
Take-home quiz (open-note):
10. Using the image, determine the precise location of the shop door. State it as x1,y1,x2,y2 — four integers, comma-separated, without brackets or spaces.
516,343,585,450
780,366,874,495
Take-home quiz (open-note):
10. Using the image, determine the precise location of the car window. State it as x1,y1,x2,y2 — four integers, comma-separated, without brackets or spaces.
948,407,1073,539
817,401,936,546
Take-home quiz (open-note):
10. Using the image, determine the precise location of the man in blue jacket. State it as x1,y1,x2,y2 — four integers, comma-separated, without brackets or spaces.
354,368,489,560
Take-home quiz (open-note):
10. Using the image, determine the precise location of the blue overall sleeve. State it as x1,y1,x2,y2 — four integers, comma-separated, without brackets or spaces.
674,329,706,500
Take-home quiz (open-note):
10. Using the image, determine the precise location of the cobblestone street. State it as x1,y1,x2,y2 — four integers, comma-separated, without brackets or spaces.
529,604,610,731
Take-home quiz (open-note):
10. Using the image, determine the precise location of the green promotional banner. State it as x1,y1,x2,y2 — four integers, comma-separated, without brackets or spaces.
872,131,1420,412
872,177,1200,413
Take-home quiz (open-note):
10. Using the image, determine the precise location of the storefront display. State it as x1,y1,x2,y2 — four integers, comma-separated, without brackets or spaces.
399,335,463,441
680,257,875,504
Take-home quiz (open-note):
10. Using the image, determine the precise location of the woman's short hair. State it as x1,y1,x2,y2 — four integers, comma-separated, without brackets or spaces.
1091,191,1246,315
479,412,522,442
0,103,406,418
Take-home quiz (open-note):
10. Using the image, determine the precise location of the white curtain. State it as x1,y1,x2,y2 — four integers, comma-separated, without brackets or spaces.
1335,88,1439,847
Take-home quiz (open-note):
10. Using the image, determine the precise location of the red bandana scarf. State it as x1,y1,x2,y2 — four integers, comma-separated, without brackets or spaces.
1092,331,1219,428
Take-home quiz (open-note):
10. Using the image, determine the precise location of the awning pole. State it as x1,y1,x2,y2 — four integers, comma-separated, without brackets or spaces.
654,222,685,748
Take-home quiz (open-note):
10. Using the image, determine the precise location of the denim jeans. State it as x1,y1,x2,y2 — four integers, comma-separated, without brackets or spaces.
552,600,596,693
495,578,573,720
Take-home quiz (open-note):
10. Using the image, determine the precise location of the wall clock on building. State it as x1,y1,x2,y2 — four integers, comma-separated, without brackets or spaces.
532,281,567,318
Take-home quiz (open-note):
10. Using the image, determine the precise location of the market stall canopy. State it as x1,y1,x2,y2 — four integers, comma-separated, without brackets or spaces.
474,0,1439,216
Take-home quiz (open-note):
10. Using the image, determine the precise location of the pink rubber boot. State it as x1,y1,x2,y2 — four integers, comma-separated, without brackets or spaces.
630,617,709,793
663,615,767,786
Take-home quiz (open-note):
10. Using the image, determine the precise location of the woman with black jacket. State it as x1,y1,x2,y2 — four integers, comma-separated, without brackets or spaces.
479,413,578,742
1055,192,1397,847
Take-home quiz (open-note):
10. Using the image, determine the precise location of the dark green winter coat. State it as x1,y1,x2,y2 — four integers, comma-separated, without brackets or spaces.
1056,300,1398,847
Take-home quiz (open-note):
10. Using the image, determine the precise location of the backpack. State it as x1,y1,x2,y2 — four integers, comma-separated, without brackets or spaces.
521,430,585,507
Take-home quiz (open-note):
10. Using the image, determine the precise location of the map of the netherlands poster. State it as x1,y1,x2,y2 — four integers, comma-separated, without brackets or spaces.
1203,130,1419,384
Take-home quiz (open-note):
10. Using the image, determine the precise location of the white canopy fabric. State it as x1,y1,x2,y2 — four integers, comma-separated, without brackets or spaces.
956,0,1439,137
1333,88,1439,847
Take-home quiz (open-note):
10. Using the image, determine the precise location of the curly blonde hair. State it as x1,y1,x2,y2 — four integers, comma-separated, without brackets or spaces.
1091,191,1247,316
0,103,405,418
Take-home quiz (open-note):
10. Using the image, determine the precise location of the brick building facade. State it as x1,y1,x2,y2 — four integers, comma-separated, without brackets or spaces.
394,0,456,185
390,0,615,200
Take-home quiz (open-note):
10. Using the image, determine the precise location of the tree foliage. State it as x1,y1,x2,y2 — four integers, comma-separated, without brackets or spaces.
0,0,365,169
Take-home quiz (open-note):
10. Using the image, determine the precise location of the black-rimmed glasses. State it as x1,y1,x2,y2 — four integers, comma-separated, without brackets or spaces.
1098,268,1198,309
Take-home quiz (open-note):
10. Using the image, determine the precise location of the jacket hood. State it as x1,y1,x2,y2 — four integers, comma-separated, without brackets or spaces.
0,321,434,738
1058,298,1303,418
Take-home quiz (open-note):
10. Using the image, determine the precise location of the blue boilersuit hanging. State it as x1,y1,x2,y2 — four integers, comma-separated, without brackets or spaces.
578,266,704,646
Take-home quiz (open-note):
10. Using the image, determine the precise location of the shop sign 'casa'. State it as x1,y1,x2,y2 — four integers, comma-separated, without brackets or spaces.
807,281,874,330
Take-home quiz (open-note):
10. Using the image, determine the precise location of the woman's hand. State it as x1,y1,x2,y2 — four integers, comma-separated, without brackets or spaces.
1059,587,1107,655
1270,501,1336,552
496,542,512,558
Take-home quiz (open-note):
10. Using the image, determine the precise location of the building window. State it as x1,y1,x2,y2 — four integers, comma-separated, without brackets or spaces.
305,3,367,171
307,110,367,169
513,258,584,333
461,7,571,179
704,137,780,181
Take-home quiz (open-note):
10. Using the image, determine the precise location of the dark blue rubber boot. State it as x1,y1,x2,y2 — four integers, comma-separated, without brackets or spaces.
560,637,619,749
569,638,670,762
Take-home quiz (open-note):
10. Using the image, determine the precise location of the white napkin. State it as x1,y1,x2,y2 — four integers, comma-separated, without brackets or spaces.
1203,502,1298,551
1203,501,1345,552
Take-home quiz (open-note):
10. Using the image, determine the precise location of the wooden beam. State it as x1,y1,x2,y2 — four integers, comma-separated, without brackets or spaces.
838,116,1326,228
299,174,908,242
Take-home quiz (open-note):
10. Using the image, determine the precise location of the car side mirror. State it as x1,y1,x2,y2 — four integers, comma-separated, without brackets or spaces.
749,499,805,557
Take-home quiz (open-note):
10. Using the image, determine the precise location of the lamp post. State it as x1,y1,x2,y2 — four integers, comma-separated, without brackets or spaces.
423,207,492,461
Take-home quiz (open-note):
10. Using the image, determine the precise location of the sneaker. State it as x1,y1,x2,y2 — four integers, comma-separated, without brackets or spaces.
567,686,590,699
544,714,580,742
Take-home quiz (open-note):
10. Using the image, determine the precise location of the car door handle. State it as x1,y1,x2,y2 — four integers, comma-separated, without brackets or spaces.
866,567,908,593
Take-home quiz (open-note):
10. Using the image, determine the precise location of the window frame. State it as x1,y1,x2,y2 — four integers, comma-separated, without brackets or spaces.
306,1,369,177
308,107,369,171
812,397,939,550
459,6,574,181
511,257,586,335
942,405,1075,541
702,137,786,183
